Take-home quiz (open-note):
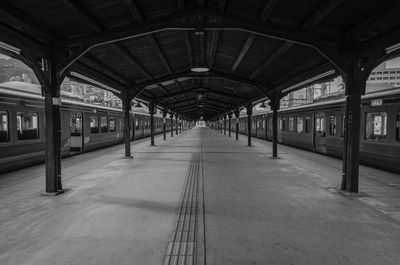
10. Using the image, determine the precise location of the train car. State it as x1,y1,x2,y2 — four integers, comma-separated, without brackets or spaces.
0,82,173,173
217,87,400,173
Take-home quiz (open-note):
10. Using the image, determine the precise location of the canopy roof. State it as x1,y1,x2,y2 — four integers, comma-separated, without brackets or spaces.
1,0,400,120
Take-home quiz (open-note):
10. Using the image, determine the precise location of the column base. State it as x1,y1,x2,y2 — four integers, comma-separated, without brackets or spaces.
40,189,65,196
123,155,133,159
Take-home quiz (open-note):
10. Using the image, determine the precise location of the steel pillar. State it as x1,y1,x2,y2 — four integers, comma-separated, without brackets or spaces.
41,59,63,194
163,109,167,140
228,113,232,137
224,115,227,135
247,104,252,146
341,58,371,193
123,95,132,158
235,109,239,140
272,104,279,158
170,114,174,137
150,101,155,146
176,116,179,135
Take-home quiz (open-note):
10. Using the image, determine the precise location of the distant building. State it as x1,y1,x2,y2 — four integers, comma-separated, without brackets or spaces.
367,59,400,88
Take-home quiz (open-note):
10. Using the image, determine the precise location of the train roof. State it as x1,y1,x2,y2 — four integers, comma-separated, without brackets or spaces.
244,87,400,117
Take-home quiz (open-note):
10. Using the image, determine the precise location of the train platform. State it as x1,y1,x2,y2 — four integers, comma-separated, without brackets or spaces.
1,128,400,265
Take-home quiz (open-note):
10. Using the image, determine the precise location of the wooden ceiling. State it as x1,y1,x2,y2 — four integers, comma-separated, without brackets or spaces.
1,0,400,120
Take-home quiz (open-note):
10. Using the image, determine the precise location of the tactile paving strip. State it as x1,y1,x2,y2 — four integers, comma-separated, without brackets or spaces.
163,153,200,265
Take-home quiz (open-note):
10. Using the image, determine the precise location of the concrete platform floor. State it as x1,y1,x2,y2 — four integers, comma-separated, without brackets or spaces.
0,127,399,265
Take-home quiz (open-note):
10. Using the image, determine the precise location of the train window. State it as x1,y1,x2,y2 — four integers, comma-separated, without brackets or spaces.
365,112,387,140
0,110,9,142
296,117,303,133
135,120,139,129
329,116,336,136
315,116,326,133
288,117,294,132
304,117,311,133
17,112,39,140
90,116,99,134
100,117,108,133
279,118,286,131
396,113,400,142
109,117,116,132
70,112,82,136
340,114,345,137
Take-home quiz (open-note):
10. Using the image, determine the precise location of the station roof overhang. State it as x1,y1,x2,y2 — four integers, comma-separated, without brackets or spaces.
1,0,400,121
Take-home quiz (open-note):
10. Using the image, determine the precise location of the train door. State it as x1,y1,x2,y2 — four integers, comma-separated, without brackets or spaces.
313,112,327,153
70,112,83,153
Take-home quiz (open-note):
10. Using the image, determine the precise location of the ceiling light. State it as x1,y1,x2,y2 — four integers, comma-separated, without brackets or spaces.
0,41,21,54
197,90,206,100
191,65,210,73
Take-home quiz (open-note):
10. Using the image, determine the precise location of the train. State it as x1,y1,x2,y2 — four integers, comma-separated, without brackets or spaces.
211,87,400,173
0,81,184,173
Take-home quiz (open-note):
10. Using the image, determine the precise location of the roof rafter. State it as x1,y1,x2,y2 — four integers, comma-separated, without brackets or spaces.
231,33,256,72
302,0,345,30
260,0,279,21
64,10,336,49
184,31,193,67
83,53,129,85
146,35,173,75
0,0,60,41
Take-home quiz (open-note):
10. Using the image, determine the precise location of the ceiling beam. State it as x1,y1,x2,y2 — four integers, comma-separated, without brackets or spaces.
134,70,264,90
146,35,173,75
0,1,60,41
121,0,144,22
159,86,246,102
67,0,152,82
345,1,400,41
64,11,336,49
260,0,279,21
157,84,169,95
71,62,127,93
184,31,193,67
65,0,103,31
302,0,345,30
113,43,152,80
208,30,222,68
83,54,129,85
249,42,293,80
231,33,256,72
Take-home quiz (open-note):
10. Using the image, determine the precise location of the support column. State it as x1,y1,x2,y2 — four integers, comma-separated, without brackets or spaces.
149,101,155,146
41,59,63,194
175,116,179,135
341,58,371,193
170,114,174,137
272,102,279,158
235,109,240,141
247,104,252,146
228,113,232,137
123,94,132,158
224,115,227,135
163,109,167,140
179,116,182,133
44,86,62,193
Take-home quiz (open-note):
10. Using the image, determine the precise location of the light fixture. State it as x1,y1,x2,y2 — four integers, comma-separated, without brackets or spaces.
0,41,21,54
134,101,142,108
191,65,210,73
281,70,336,94
259,101,268,108
386,43,400,54
70,72,121,94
